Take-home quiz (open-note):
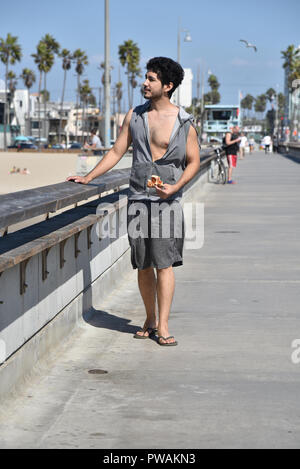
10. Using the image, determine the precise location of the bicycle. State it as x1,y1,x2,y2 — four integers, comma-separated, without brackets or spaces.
209,147,228,184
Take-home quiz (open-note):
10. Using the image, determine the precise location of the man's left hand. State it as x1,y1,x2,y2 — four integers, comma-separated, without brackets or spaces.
155,183,178,199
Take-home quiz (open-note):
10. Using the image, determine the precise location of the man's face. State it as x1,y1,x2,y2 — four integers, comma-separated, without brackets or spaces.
143,70,171,99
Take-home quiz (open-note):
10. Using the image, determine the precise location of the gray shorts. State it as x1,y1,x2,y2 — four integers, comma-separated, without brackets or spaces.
127,200,185,270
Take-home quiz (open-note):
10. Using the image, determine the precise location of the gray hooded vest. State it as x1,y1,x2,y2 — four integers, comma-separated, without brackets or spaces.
128,101,196,202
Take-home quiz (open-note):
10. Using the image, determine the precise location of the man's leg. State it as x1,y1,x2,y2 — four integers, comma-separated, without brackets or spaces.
136,267,158,337
227,155,234,182
227,155,237,183
156,266,176,344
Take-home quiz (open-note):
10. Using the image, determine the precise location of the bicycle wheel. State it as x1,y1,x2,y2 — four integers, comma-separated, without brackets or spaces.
216,160,227,184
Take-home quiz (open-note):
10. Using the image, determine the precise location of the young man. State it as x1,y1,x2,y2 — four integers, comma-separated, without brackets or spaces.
224,126,241,184
67,57,200,346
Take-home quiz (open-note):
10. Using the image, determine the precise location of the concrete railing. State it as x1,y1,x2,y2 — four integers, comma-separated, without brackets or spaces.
277,142,300,160
0,148,224,401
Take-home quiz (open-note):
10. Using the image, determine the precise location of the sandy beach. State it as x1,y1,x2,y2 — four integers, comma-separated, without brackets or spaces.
0,151,131,195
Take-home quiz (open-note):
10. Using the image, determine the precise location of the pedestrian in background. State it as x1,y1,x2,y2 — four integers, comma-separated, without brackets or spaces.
262,135,272,154
84,128,103,156
224,126,241,184
249,136,255,153
239,132,248,159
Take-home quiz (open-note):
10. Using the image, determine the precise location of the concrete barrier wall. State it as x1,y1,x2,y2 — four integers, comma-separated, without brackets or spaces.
278,143,300,161
0,161,213,402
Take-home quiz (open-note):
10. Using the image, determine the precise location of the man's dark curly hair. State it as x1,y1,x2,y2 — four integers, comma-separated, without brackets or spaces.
146,57,184,98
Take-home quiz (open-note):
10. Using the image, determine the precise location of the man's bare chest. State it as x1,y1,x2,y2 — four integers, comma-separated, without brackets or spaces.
148,112,178,151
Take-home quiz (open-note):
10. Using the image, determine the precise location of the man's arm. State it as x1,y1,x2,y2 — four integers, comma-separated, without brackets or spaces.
67,109,133,183
89,139,97,150
225,132,240,146
156,125,200,199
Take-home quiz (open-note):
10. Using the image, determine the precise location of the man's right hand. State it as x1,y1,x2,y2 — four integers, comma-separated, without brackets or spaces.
66,175,89,184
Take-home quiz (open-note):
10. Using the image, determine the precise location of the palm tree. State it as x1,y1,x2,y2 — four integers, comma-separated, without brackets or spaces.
241,94,254,118
281,45,300,70
265,88,276,106
41,34,60,139
277,92,285,117
73,49,88,141
204,74,221,105
20,68,36,136
208,74,220,91
281,45,300,90
99,61,113,86
116,81,123,114
32,41,50,145
254,94,267,119
0,33,22,150
58,49,72,143
79,79,93,141
118,40,141,108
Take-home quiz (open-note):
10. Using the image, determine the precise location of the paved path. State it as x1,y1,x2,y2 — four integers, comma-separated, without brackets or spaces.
1,151,300,449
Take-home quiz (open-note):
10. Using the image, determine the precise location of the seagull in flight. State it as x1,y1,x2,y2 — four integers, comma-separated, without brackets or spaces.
239,39,257,52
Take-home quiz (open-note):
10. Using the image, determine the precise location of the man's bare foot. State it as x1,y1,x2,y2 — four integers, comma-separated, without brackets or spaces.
157,327,177,345
157,335,178,346
134,320,158,339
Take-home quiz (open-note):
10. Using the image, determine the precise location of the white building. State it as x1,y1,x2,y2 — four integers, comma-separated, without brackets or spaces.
11,89,29,135
171,68,193,108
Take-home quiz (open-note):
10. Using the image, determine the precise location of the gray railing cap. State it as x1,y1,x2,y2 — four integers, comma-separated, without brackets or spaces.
0,168,130,231
0,149,219,231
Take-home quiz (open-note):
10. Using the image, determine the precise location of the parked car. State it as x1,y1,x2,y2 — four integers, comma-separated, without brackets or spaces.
51,144,65,149
68,142,82,149
15,142,38,150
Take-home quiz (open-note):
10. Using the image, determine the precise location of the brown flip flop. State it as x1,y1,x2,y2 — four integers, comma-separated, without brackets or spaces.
157,335,178,346
133,328,157,340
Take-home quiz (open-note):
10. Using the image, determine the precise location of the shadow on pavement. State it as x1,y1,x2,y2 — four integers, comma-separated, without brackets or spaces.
83,307,140,335
278,152,300,164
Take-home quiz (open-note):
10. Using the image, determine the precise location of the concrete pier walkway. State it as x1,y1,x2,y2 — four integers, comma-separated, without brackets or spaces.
0,151,300,449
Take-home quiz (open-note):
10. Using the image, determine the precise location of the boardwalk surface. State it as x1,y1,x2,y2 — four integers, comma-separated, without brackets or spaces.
0,151,300,449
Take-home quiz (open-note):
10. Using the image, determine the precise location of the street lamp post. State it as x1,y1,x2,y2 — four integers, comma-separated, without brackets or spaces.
104,0,110,148
177,18,191,107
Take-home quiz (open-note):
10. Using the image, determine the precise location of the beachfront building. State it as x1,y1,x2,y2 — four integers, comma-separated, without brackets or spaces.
26,95,75,144
0,80,24,148
0,81,122,148
64,107,101,145
171,68,193,108
289,85,300,142
282,45,300,141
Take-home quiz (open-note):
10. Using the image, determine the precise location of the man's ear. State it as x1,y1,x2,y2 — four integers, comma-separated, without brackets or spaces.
164,82,174,95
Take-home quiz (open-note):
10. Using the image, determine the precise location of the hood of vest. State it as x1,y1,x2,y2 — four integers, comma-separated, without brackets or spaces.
134,100,194,126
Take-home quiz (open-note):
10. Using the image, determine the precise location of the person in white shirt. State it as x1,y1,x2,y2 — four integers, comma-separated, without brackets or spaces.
249,137,255,153
84,128,103,155
239,132,248,159
262,135,272,154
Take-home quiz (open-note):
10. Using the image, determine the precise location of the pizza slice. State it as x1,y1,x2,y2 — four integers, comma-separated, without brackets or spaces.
147,174,164,188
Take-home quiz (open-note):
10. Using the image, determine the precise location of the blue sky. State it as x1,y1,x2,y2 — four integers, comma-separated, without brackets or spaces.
1,0,299,109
